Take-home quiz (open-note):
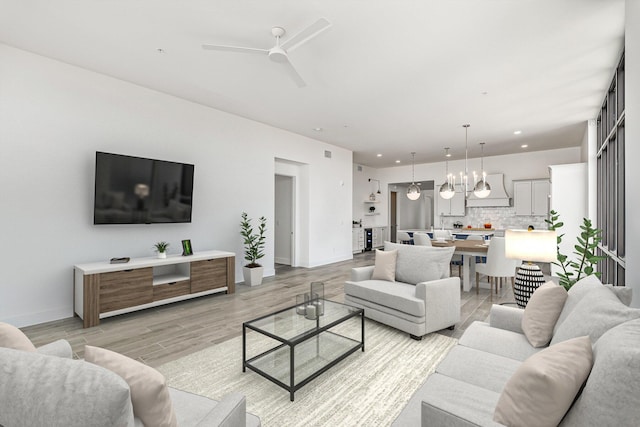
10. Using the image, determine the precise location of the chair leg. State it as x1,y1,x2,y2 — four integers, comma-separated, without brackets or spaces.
475,272,479,294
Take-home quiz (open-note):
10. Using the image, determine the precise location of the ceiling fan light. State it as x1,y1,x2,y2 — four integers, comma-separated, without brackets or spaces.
407,183,421,200
439,182,455,200
473,180,491,198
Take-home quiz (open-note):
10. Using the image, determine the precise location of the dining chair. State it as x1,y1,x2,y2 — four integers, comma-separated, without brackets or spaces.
397,231,412,244
413,232,432,246
474,237,518,297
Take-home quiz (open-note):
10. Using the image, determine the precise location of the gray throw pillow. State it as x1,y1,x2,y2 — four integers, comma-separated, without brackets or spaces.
604,284,633,306
384,241,455,284
553,275,603,335
561,319,640,426
0,347,134,427
550,285,640,345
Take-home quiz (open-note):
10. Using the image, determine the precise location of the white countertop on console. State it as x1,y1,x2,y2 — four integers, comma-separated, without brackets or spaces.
75,250,235,275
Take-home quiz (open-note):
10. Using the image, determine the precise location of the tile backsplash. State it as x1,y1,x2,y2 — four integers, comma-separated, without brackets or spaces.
439,207,549,230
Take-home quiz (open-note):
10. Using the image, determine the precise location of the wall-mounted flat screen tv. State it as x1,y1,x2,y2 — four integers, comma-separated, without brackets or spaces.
94,151,194,224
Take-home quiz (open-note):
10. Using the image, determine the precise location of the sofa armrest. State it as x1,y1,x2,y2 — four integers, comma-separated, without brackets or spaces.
351,266,375,282
36,339,73,359
489,304,524,334
415,277,460,301
195,392,246,427
415,277,461,331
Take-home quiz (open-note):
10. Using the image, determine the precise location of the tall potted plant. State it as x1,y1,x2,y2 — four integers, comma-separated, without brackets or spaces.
240,212,267,286
545,210,607,290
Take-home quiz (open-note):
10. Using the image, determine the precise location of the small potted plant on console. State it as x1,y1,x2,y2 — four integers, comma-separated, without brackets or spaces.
154,241,170,259
240,212,267,286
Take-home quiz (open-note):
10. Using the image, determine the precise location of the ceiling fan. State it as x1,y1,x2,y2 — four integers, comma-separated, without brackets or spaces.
202,18,332,88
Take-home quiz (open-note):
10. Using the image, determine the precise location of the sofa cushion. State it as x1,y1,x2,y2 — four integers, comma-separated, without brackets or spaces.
550,285,640,345
410,373,503,427
371,249,397,282
435,345,521,393
522,281,567,347
85,345,177,427
344,280,425,317
561,318,640,427
0,322,36,351
384,241,455,284
458,321,542,361
493,336,593,427
0,347,134,427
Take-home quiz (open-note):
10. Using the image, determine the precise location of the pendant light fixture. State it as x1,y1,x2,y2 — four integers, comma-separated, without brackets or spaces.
473,142,491,198
407,152,421,200
439,148,455,200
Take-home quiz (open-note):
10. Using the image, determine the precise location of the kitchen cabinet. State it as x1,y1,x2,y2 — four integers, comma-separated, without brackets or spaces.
373,227,387,248
436,188,465,216
513,179,550,216
352,228,364,253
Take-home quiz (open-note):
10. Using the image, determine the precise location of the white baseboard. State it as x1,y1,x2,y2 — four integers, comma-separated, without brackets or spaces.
3,307,73,328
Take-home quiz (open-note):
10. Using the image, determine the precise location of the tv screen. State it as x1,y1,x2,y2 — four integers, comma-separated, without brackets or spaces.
94,152,194,224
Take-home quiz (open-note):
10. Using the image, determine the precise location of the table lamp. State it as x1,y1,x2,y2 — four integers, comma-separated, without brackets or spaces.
505,229,557,308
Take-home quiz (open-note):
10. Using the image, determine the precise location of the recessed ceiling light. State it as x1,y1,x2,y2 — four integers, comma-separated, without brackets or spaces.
376,154,382,157
481,91,488,95
446,152,452,158
395,160,401,163
521,144,528,148
156,48,165,53
514,130,522,135
313,127,323,132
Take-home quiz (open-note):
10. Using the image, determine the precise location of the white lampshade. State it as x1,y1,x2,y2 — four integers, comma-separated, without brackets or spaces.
505,229,557,262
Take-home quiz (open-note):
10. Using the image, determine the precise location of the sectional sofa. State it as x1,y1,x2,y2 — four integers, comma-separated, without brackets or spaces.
392,276,640,426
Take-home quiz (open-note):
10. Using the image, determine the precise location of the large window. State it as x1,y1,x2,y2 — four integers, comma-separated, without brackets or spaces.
596,52,625,286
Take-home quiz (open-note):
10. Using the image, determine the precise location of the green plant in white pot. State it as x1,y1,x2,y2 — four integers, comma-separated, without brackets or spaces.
240,212,267,286
154,241,170,259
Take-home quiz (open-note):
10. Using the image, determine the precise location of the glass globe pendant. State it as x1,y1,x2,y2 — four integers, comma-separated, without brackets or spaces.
406,152,421,200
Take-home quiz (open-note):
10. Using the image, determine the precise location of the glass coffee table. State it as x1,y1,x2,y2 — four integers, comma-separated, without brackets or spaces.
242,299,364,401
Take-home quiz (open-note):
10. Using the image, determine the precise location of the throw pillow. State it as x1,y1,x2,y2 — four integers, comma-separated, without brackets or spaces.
553,275,603,335
561,318,640,426
384,241,455,284
0,322,36,352
371,249,397,282
84,345,177,427
0,347,134,427
493,336,593,427
550,285,640,345
604,284,633,306
521,281,568,347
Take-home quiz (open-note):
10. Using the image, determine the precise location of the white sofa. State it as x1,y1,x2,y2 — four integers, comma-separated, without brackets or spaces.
345,241,459,339
392,276,640,426
0,338,261,427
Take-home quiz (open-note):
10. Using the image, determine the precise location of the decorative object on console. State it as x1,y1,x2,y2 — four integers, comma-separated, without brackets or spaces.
505,229,557,308
240,212,267,286
110,257,130,264
154,241,170,259
544,210,606,290
181,239,193,256
406,152,421,200
310,281,325,316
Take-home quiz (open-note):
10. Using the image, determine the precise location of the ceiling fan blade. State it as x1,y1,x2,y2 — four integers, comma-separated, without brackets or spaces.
201,44,268,55
280,18,331,52
281,60,307,88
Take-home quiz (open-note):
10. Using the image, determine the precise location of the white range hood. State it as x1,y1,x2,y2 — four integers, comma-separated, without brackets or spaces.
466,173,511,207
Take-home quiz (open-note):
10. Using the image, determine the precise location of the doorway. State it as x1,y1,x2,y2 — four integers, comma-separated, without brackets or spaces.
390,191,397,243
274,174,294,266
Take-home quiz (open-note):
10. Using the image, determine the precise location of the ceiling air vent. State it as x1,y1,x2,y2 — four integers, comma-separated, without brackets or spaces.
324,150,332,158
357,165,363,172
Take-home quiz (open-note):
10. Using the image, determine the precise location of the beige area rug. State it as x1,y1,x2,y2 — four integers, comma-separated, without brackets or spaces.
158,319,457,427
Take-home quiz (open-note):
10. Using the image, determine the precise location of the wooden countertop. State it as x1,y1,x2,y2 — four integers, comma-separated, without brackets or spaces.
432,239,489,253
452,228,495,231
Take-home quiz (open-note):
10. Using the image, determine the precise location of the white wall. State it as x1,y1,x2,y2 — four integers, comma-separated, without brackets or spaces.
625,0,640,306
0,44,353,327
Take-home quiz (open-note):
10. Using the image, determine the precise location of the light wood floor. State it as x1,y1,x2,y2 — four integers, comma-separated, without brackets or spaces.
22,251,516,367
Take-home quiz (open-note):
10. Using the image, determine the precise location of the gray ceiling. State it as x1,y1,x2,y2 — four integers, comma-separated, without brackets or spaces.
0,0,625,167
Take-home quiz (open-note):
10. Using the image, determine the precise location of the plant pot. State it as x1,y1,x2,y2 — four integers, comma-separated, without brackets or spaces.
243,266,264,286
157,252,167,259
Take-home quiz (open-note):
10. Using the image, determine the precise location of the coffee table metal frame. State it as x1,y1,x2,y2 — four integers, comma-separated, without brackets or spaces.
242,299,364,401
